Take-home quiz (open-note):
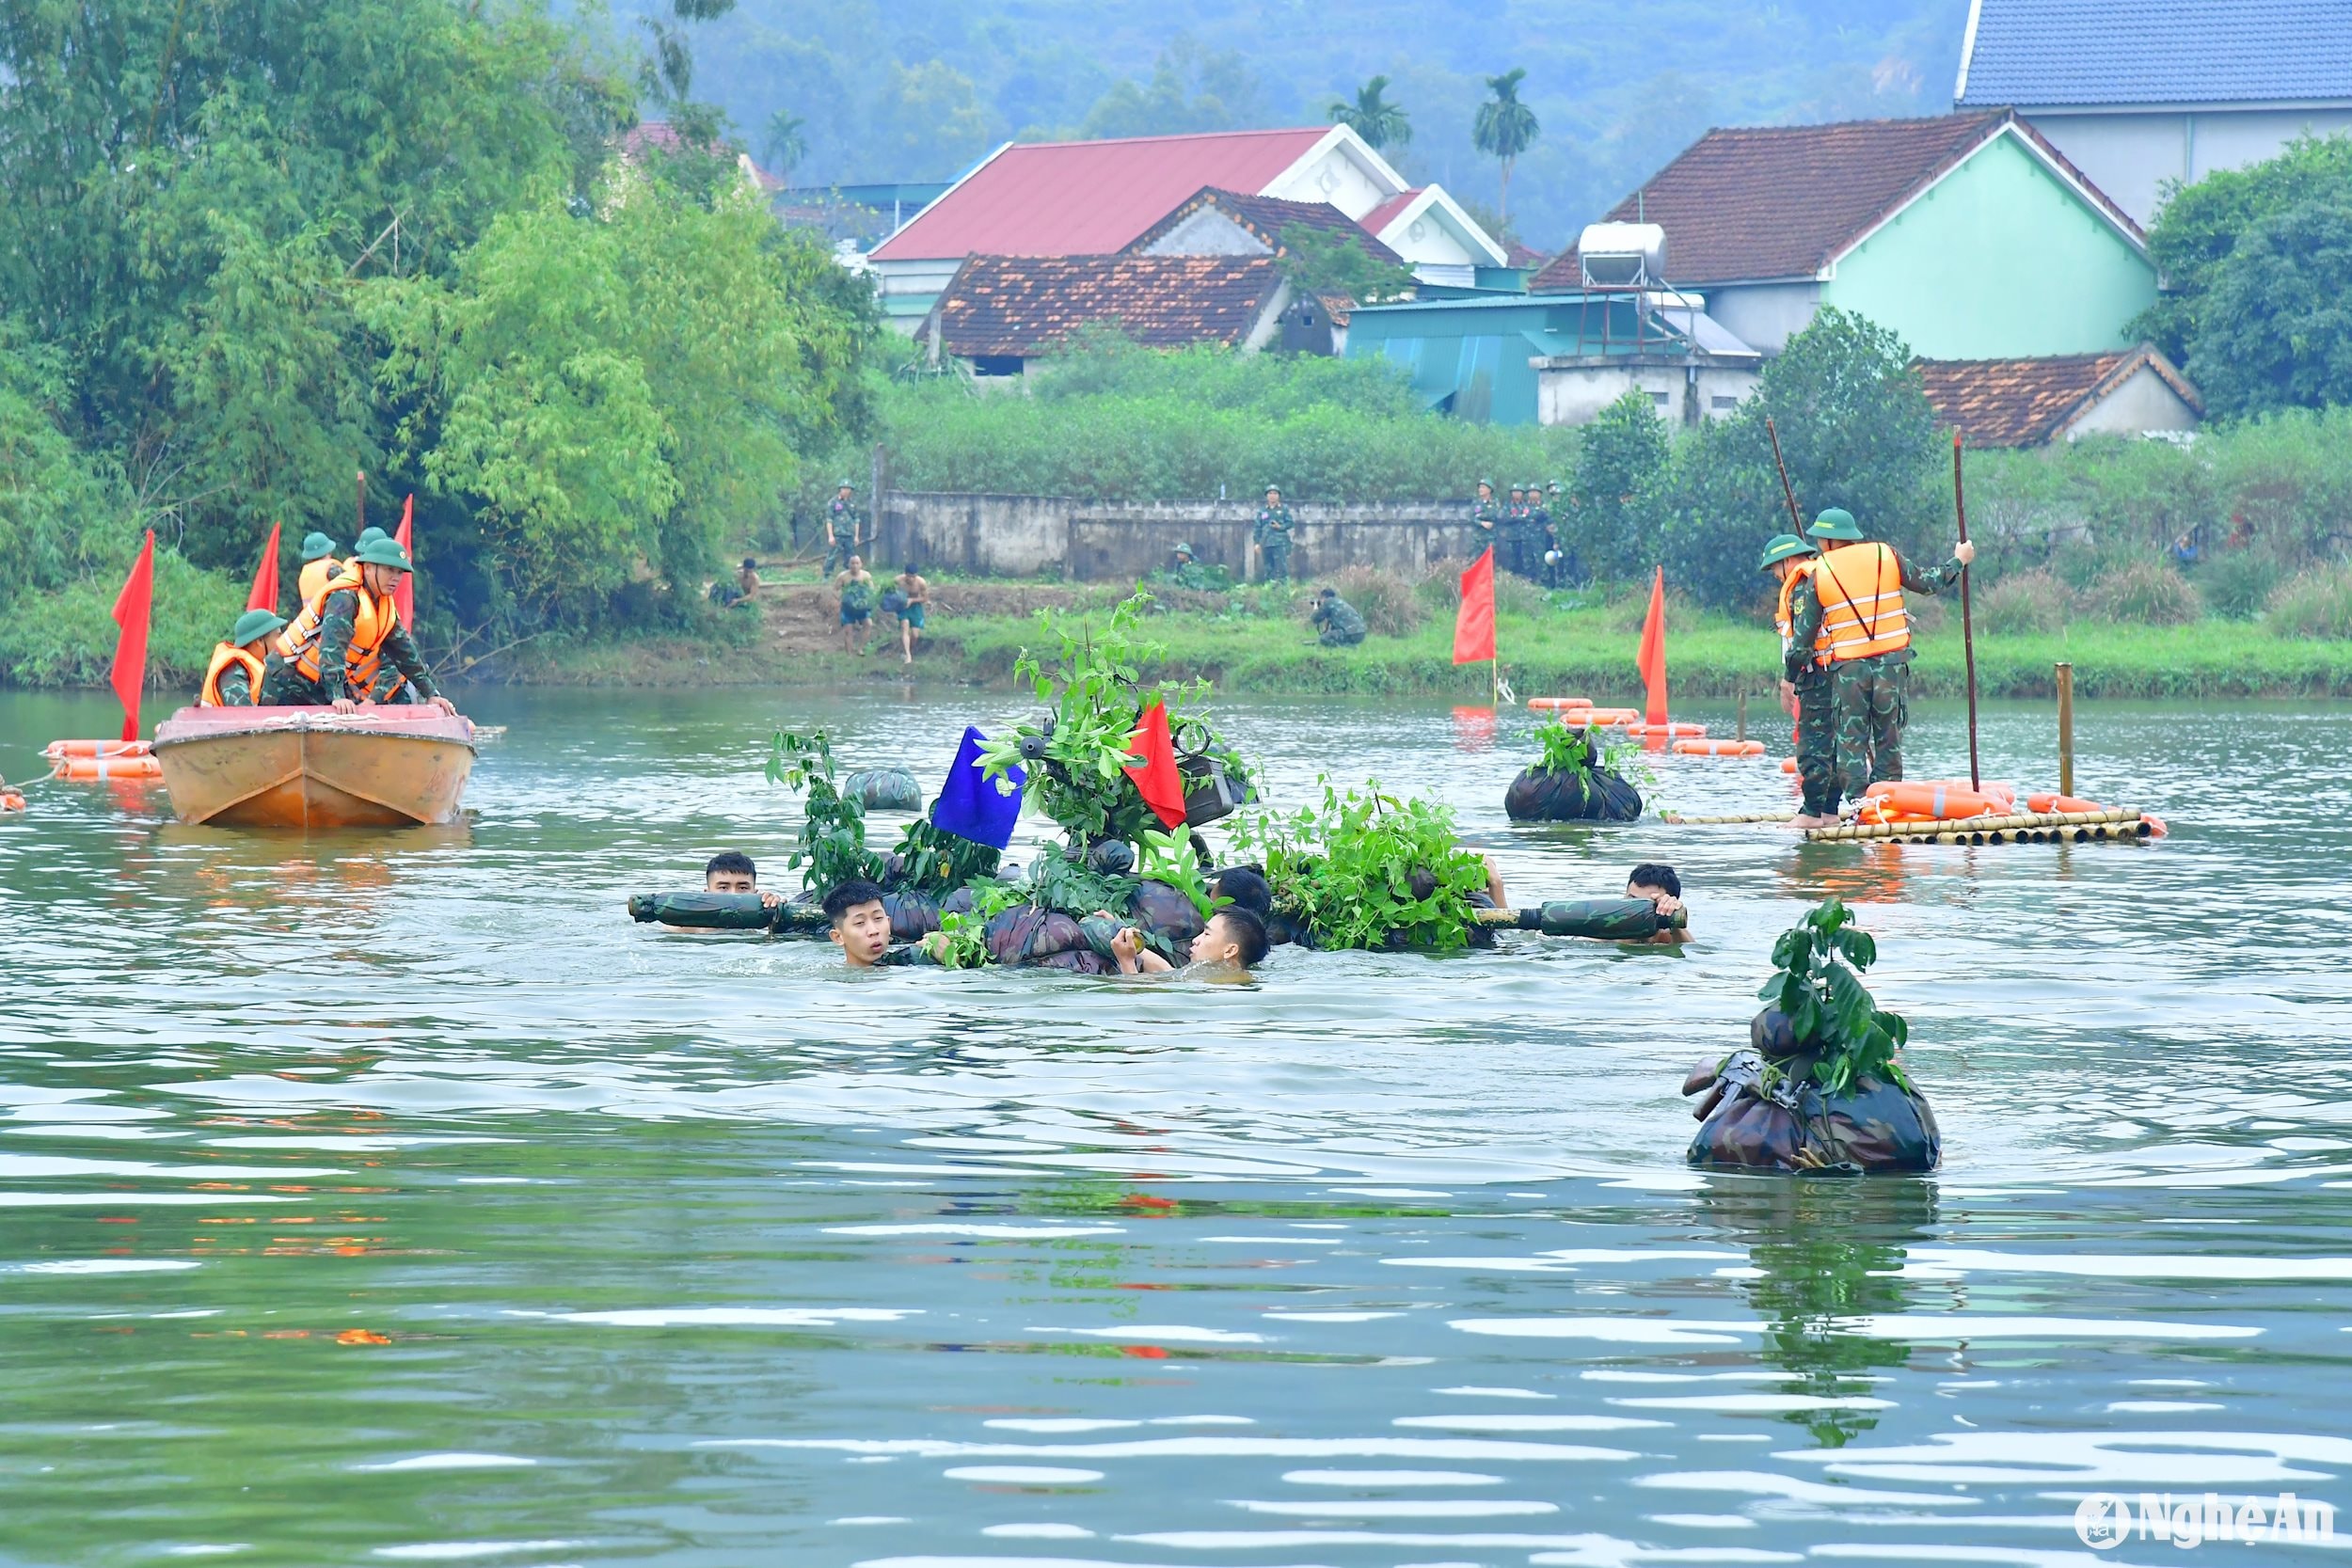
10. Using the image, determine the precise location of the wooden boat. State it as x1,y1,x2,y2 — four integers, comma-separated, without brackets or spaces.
151,706,476,828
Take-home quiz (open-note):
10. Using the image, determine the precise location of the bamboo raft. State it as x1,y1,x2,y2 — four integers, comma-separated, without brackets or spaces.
1662,806,2154,844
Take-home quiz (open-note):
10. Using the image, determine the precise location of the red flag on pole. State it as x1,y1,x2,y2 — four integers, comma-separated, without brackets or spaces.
109,530,156,743
1636,565,1668,726
392,495,415,628
245,520,282,613
1452,547,1496,665
1123,700,1189,831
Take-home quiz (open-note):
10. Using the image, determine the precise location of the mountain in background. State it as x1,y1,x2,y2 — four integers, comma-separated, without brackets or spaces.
639,0,1969,251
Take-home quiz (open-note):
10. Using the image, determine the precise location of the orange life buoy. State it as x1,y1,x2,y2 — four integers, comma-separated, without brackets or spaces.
0,789,24,813
1628,721,1707,738
2026,792,2105,815
1674,738,1765,756
1780,757,1798,774
1526,696,1593,711
53,753,164,782
42,738,151,759
1863,781,2004,820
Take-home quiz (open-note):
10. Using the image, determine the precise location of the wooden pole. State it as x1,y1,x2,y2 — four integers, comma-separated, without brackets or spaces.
1951,432,1982,790
357,470,368,540
2057,661,2075,797
1765,417,1804,532
1737,690,1748,743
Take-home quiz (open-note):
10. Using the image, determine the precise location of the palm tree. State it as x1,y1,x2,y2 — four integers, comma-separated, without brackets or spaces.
1472,68,1540,225
1329,75,1410,151
762,110,807,181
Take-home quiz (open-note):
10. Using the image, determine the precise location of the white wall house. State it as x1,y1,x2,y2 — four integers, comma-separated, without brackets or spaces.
1956,0,2352,226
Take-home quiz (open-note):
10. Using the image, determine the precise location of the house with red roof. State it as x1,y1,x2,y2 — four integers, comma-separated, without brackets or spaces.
1531,109,2157,362
868,125,1506,325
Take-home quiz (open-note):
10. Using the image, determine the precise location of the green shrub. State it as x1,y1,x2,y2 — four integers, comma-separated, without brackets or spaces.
2266,562,2352,639
1314,565,1424,638
1417,557,1548,618
2196,547,2288,620
0,551,243,688
2079,559,2203,625
1975,569,2071,635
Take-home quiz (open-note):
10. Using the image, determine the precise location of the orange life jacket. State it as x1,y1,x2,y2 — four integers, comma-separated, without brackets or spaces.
276,567,395,691
297,557,337,604
1809,543,1910,665
199,642,264,706
1774,559,1819,653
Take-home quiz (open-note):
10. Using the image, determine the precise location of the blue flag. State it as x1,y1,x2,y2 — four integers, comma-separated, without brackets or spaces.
930,725,1024,850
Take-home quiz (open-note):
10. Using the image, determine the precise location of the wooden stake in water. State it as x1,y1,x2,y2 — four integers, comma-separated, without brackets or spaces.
2057,661,2075,797
357,469,367,539
1952,432,1982,790
1737,690,1748,742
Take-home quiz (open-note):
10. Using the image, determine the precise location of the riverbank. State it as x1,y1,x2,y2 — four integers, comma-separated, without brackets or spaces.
495,578,2352,700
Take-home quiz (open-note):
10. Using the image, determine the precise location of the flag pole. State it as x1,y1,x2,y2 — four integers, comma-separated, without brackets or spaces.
1951,431,1982,791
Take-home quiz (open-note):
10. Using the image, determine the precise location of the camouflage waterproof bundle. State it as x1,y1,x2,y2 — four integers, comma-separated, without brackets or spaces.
1684,1010,1940,1174
627,892,774,930
844,767,924,812
1503,766,1644,823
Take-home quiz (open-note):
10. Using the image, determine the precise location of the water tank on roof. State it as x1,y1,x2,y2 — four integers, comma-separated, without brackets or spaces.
1579,222,1666,288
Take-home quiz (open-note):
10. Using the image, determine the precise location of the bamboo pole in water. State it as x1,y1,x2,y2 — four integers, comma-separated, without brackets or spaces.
2057,661,2076,798
1661,811,1790,825
1804,806,2141,843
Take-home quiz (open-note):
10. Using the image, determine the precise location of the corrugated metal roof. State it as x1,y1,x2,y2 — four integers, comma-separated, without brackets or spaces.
1959,0,2352,106
870,129,1331,262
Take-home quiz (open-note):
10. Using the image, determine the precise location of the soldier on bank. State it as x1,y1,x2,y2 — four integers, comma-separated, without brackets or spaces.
825,481,864,577
1253,484,1295,583
1310,587,1367,646
1470,478,1502,559
1785,507,1976,817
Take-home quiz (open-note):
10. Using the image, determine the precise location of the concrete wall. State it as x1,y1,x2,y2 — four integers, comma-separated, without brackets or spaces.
1263,141,1396,221
875,493,1491,581
2026,107,2352,228
1534,358,1761,427
1699,281,1821,356
2061,364,2201,441
1824,131,2158,359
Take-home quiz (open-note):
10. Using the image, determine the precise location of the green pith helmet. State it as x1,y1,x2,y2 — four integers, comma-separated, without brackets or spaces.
1172,541,1197,559
299,531,338,562
355,526,388,550
230,609,288,645
1547,480,1563,494
354,536,414,572
837,480,854,490
1757,533,1818,572
1808,507,1864,541
1263,484,1281,497
1476,478,1494,491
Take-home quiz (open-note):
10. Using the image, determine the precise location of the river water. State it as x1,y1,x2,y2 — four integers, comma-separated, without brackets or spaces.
2,687,2348,1568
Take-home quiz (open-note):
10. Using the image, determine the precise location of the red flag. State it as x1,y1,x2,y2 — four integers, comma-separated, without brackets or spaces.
1452,547,1496,665
1637,565,1668,726
108,530,156,743
246,520,282,612
392,495,415,628
1123,700,1189,831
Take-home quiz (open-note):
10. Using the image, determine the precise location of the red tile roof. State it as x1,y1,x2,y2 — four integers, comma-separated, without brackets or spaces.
871,129,1332,262
1126,187,1404,263
1532,110,2137,291
1916,346,2201,446
1361,188,1423,236
931,254,1285,358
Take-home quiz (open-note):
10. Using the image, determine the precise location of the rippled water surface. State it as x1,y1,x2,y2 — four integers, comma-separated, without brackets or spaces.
3,687,2349,1568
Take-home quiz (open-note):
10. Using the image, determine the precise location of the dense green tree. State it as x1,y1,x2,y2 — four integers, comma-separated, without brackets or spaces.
762,111,809,179
1079,37,1266,140
1650,308,1941,610
1566,388,1674,578
1273,226,1417,307
2137,134,2352,365
877,62,993,174
1330,75,1410,151
2183,200,2352,418
1472,68,1540,225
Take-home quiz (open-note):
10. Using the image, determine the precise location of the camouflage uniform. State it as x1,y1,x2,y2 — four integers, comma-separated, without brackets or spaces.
1523,495,1556,582
825,493,865,576
1785,547,1963,808
1252,501,1295,582
1470,492,1502,560
1311,594,1367,646
259,588,440,705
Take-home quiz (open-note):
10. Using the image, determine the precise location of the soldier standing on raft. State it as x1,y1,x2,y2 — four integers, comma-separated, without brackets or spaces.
1253,484,1295,582
1784,508,1975,818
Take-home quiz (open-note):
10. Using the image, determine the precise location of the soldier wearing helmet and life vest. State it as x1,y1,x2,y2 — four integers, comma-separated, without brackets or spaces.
1756,533,1833,826
294,532,342,604
259,535,456,716
199,609,289,707
1783,508,1975,816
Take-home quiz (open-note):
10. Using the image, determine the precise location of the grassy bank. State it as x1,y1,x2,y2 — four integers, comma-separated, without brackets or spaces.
493,572,2352,700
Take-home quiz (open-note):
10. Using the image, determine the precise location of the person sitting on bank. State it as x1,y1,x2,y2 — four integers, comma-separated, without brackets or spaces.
1310,586,1366,647
894,563,929,665
260,536,456,716
295,531,342,603
199,609,288,707
1629,862,1689,944
834,554,876,655
1107,906,1268,975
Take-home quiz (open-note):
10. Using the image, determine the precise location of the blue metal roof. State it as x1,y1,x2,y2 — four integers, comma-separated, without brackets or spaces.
1958,0,2352,107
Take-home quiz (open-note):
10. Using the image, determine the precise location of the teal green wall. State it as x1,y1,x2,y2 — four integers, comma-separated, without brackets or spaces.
1823,132,2158,359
